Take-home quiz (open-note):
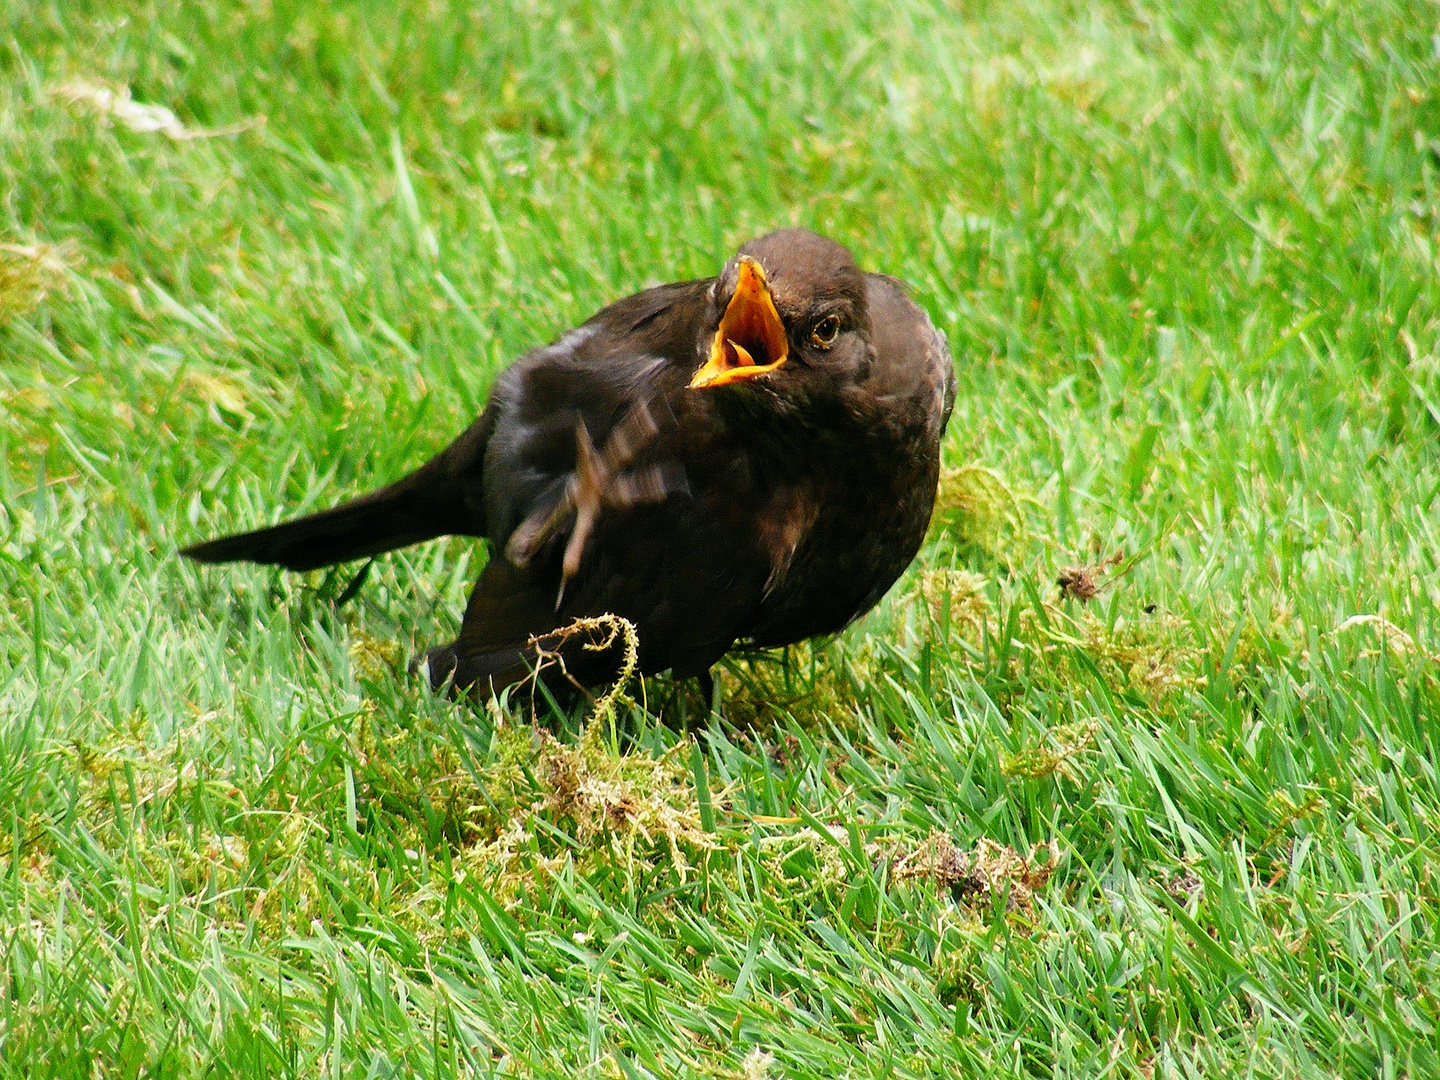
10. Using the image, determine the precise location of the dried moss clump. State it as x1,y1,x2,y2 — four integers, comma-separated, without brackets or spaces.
533,724,714,856
916,568,992,642
928,464,1032,567
1078,611,1206,697
891,831,1059,916
1001,719,1099,781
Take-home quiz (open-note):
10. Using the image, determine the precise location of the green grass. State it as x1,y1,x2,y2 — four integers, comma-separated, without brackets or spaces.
3,0,1440,1075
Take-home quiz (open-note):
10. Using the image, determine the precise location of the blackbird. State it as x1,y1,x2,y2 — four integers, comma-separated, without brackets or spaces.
184,229,955,697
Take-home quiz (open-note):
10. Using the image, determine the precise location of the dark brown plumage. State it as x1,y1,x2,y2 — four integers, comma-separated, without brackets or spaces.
183,230,955,697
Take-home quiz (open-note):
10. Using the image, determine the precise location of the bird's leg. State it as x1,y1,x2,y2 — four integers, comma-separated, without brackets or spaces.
676,669,716,734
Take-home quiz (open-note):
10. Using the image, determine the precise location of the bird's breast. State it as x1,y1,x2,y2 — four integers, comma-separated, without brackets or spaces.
756,485,820,593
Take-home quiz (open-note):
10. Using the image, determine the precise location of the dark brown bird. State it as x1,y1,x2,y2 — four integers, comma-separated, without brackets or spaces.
184,230,955,698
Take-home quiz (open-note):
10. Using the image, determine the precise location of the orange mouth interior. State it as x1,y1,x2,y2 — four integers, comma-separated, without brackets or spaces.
689,256,789,389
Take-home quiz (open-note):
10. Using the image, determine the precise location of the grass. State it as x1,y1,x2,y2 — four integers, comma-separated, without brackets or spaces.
3,0,1440,1075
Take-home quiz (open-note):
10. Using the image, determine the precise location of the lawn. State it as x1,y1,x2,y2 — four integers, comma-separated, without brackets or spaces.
3,0,1440,1076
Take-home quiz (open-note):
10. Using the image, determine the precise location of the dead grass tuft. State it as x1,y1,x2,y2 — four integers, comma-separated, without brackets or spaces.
535,725,714,855
1057,552,1128,604
53,79,263,140
1331,613,1437,661
1056,566,1100,603
349,630,405,682
458,723,718,900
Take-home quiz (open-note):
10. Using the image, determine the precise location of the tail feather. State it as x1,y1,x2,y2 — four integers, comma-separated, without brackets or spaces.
182,409,495,572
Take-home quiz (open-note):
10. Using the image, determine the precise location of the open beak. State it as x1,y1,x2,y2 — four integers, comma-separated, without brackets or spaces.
689,256,789,389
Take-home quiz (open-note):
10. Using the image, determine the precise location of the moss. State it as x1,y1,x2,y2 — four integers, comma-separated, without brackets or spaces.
1001,719,1100,781
0,240,75,321
712,641,869,737
928,464,1034,569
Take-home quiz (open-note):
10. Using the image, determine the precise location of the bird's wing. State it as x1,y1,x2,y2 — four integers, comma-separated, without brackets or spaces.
478,278,710,553
446,278,712,664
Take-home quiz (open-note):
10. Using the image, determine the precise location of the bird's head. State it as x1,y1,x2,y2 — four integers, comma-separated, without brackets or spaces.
690,229,872,397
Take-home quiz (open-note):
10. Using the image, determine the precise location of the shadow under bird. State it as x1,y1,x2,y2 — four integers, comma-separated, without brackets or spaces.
184,229,955,698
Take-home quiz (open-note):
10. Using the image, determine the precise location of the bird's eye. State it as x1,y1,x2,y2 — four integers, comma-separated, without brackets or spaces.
810,315,842,348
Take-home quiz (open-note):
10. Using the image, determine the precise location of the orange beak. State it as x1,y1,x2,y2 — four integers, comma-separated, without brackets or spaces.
689,256,789,389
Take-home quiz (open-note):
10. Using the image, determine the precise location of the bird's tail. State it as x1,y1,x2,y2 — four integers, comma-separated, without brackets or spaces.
182,410,495,572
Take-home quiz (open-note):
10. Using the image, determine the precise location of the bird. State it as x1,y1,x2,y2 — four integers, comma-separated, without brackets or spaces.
183,229,955,700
